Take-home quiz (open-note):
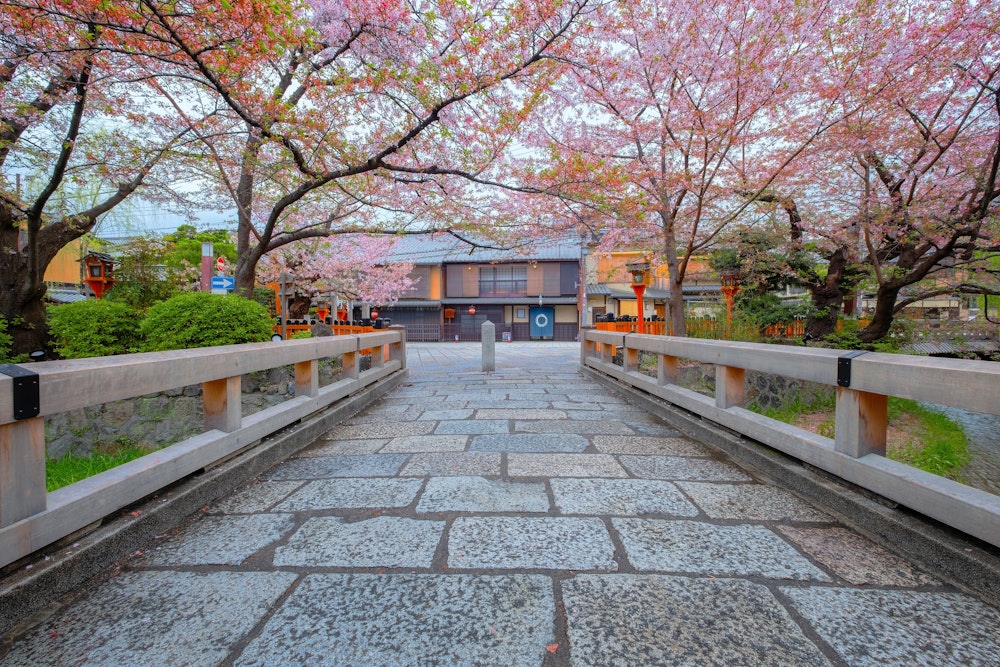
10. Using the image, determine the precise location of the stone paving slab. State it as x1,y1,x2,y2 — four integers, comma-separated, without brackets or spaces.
417,476,550,513
379,434,469,453
1,571,298,667
552,478,700,517
448,517,617,570
507,453,629,478
475,408,567,419
620,455,754,481
613,518,832,580
562,575,833,666
274,516,445,567
780,587,1000,666
470,433,589,453
144,514,297,566
514,420,636,435
417,408,475,420
677,481,832,521
211,480,303,513
299,438,387,455
591,435,710,456
435,419,511,434
273,478,424,511
401,452,503,477
263,454,409,479
776,525,939,586
329,421,438,439
234,574,555,667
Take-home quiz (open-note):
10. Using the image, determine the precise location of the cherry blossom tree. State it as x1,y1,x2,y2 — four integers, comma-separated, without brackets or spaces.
256,235,414,314
525,0,849,336
158,0,597,298
0,0,294,356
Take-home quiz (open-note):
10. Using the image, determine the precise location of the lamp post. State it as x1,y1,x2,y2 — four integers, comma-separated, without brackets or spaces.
626,259,651,334
720,270,741,337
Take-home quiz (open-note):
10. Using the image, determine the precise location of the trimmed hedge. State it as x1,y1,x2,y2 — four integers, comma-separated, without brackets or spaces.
139,292,274,351
48,300,143,358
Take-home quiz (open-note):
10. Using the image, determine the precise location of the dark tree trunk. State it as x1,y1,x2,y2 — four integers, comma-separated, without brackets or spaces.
805,246,850,339
858,282,903,343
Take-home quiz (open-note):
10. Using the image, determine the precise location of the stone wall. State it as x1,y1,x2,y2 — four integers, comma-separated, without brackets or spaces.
638,354,834,412
45,358,344,458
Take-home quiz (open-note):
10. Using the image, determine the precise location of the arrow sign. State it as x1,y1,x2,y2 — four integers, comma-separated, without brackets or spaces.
211,276,235,290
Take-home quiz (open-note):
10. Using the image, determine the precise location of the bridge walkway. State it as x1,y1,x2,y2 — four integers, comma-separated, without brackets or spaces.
1,342,998,665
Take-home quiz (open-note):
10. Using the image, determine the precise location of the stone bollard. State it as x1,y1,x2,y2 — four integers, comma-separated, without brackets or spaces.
481,320,495,372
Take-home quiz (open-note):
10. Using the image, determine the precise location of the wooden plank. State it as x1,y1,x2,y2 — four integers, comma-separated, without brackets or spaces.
2,337,364,423
0,418,46,527
851,354,1000,415
835,388,888,458
203,376,242,433
715,365,745,409
658,354,678,385
295,360,319,398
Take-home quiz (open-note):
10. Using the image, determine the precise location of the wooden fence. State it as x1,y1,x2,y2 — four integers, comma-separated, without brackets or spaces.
0,328,406,569
580,329,1000,548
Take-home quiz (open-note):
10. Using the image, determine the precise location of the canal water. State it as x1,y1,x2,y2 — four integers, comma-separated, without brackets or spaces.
931,405,1000,496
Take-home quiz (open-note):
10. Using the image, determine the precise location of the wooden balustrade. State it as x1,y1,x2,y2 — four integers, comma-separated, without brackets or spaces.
0,327,406,568
580,328,1000,548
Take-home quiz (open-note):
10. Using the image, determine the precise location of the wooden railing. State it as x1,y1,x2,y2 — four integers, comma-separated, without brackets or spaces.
580,328,1000,548
0,328,406,568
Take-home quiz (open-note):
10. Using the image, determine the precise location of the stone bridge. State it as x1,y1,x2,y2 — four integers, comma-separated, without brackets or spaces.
1,336,998,665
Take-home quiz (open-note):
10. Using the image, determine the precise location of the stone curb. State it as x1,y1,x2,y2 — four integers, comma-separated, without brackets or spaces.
581,366,1000,606
0,370,408,641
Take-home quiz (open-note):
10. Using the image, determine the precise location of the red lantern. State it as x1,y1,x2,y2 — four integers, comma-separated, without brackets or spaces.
468,305,476,315
371,309,379,318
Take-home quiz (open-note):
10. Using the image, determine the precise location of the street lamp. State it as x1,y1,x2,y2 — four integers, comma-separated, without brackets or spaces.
720,270,741,336
626,258,651,334
468,305,477,315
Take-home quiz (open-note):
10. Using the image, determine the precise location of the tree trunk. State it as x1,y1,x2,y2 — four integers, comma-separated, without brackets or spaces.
858,282,903,343
0,248,51,358
805,246,850,339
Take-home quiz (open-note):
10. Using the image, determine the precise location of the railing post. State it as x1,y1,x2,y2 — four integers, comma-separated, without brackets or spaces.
389,325,407,369
624,336,639,373
0,418,46,527
203,376,242,432
579,326,595,365
295,359,319,397
715,365,745,408
342,339,361,379
658,354,679,386
835,387,888,457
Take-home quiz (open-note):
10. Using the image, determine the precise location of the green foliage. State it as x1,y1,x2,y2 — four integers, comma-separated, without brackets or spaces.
140,292,273,351
0,315,13,363
161,225,237,271
48,299,142,358
104,235,186,309
290,330,312,339
253,286,278,316
46,438,154,491
888,399,970,479
734,291,810,330
752,391,969,479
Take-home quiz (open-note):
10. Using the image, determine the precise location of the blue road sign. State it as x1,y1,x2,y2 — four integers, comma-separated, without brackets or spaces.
211,276,235,290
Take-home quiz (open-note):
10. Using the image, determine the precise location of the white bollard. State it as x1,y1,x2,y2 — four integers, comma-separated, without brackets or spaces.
481,320,495,372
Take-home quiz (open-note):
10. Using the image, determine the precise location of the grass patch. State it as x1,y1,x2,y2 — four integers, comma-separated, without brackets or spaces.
887,399,970,478
750,394,969,480
46,438,157,492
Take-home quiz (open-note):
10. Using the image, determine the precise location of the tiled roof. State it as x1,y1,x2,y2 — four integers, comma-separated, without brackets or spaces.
385,234,581,264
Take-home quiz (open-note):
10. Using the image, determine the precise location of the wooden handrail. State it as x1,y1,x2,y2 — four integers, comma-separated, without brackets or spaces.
579,329,1000,548
0,328,406,568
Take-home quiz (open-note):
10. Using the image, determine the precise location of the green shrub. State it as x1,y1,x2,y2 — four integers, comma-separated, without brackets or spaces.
290,330,312,339
48,299,142,358
0,315,13,362
140,292,273,351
